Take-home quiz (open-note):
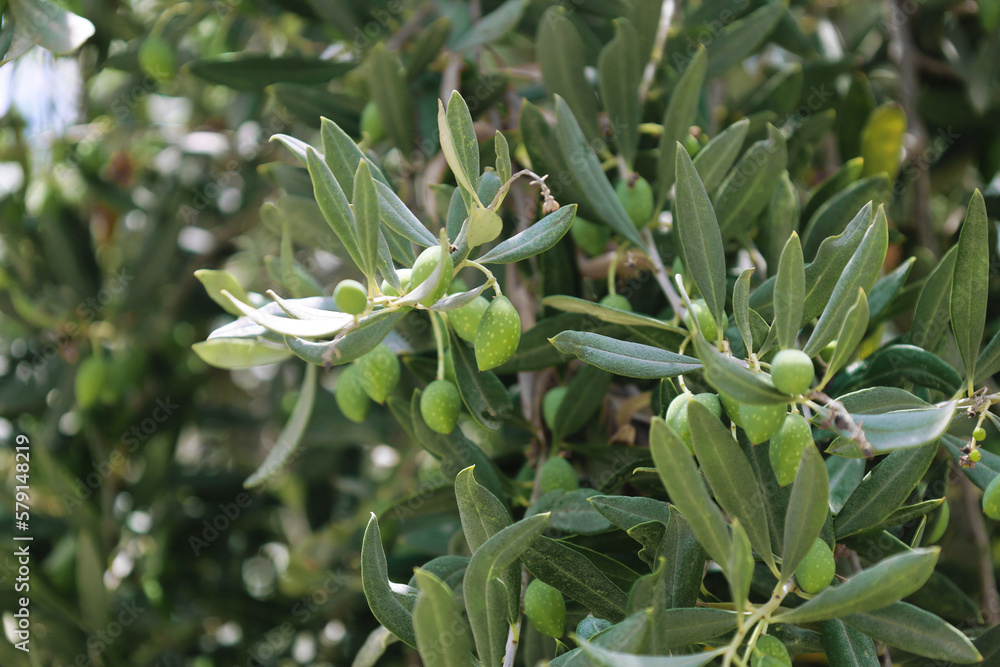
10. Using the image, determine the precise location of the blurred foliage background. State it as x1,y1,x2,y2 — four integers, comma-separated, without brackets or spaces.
0,0,999,665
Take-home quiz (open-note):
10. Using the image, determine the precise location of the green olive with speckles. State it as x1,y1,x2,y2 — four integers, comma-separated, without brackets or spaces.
752,635,791,667
770,349,814,395
542,387,568,432
684,298,727,341
615,174,654,228
474,295,520,370
739,403,788,444
449,296,489,343
666,392,722,452
410,246,454,306
355,344,400,404
524,579,566,638
380,268,411,297
719,391,743,427
795,538,836,594
983,475,1000,519
334,364,372,423
539,456,578,493
420,379,461,434
769,414,813,486
571,216,611,257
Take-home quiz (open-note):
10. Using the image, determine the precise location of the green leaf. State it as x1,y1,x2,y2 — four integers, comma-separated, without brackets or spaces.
693,119,750,194
306,147,364,271
950,189,989,387
834,442,938,537
76,531,108,628
542,296,686,333
704,3,783,78
828,456,865,514
477,205,577,264
650,417,732,569
692,333,790,405
803,204,887,356
374,180,438,247
413,570,475,667
243,364,316,487
554,97,646,248
578,643,724,667
944,434,1000,491
465,514,549,667
449,334,512,430
774,547,940,625
657,608,738,647
550,612,652,666
550,331,701,379
519,100,591,215
285,310,408,367
495,131,512,183
821,287,869,385
454,0,527,51
455,466,519,624
353,160,382,283
10,0,94,55
659,46,707,197
361,514,417,647
192,338,292,369
599,19,642,167
820,619,879,667
837,387,930,413
715,125,787,241
320,117,391,194
369,44,414,151
780,444,829,581
438,90,481,206
773,232,805,350
976,326,1000,384
522,536,629,622
688,402,775,571
674,147,727,330
844,602,981,663
801,176,888,261
841,344,963,396
589,496,672,531
537,7,601,143
826,403,955,458
527,489,613,535
186,54,354,89
194,270,251,316
656,507,707,608
729,521,754,612
552,364,612,442
733,268,755,354
867,256,914,325
222,290,353,338
406,16,452,81
859,103,906,181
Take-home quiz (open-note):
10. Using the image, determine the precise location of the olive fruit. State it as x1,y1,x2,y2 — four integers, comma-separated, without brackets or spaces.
575,615,612,641
970,449,983,463
334,364,372,423
600,293,632,311
474,295,520,371
355,344,401,404
410,246,454,306
449,296,489,343
974,427,987,441
139,35,176,82
448,277,468,294
752,635,791,667
925,499,950,544
719,391,743,427
756,657,789,667
819,340,837,363
983,475,1000,519
334,279,368,315
571,216,611,257
795,539,836,594
420,380,461,434
683,133,702,157
524,579,566,638
684,298,727,341
75,355,107,409
542,387,568,431
380,268,412,297
768,414,813,486
739,403,788,444
615,174,654,228
666,392,723,452
467,207,503,248
770,349,814,395
539,456,578,493
360,101,386,143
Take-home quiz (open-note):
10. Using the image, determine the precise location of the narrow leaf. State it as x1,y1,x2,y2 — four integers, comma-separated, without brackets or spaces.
821,287,869,385
550,331,701,379
950,189,989,386
599,19,642,166
413,570,475,667
693,119,749,193
693,333,791,405
306,147,363,270
780,444,829,580
774,232,805,350
844,602,981,663
353,160,381,282
477,205,577,264
659,46,707,197
361,514,416,647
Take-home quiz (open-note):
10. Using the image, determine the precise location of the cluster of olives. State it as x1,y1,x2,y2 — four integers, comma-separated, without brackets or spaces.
332,245,522,435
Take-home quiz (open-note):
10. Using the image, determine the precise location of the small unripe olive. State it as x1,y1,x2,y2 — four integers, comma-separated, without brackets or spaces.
448,277,469,294
411,246,454,306
795,538,835,594
666,392,722,452
474,295,520,371
75,355,107,409
599,294,632,311
615,174,654,228
683,299,726,341
524,579,566,638
752,635,791,667
974,427,987,442
770,349,814,395
449,296,489,343
819,340,837,363
334,279,368,315
719,391,743,427
739,403,788,444
971,449,983,462
926,499,950,544
355,344,401,404
334,364,372,423
570,216,611,257
380,268,412,297
138,35,176,82
467,207,503,248
983,475,1000,519
542,387,568,432
360,101,386,143
539,456,578,494
420,380,461,434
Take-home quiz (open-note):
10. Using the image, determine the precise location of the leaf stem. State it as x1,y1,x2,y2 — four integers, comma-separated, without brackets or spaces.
430,312,446,381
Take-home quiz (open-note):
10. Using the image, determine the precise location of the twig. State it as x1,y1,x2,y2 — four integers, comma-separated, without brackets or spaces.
641,227,685,317
639,0,676,103
959,471,1000,625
